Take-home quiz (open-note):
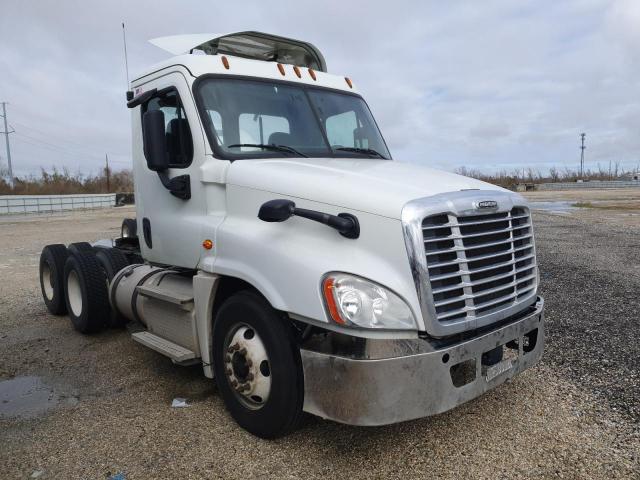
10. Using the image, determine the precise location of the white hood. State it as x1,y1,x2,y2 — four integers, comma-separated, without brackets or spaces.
227,158,505,219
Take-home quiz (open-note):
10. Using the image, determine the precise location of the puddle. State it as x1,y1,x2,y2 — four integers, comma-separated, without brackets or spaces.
529,201,577,214
0,376,77,419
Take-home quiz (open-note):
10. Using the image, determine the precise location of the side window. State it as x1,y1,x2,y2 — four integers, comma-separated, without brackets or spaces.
238,114,290,150
143,89,193,168
325,111,369,149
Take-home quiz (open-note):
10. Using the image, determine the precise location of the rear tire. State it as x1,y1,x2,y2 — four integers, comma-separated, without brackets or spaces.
126,252,144,265
68,242,94,256
95,248,130,328
39,244,69,315
213,291,303,439
121,218,137,239
95,248,130,281
63,251,110,334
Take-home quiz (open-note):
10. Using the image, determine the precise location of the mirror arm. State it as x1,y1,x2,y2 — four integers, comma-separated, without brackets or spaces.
293,208,359,238
258,199,359,239
157,171,191,200
127,88,157,108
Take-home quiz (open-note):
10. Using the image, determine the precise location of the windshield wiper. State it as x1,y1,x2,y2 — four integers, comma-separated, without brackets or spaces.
334,147,386,159
227,143,308,158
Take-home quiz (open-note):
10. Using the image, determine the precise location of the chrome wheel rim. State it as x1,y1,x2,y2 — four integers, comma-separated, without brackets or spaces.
223,324,271,410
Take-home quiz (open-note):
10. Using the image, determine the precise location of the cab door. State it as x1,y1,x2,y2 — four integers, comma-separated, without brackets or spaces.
132,71,207,268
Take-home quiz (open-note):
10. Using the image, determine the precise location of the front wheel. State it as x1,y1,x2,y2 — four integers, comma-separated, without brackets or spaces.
213,291,303,438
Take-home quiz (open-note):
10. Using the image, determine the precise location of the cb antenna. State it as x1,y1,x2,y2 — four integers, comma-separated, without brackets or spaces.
122,22,133,101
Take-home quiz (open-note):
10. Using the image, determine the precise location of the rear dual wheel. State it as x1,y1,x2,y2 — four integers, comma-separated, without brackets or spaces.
63,250,110,334
39,244,70,315
121,218,137,239
67,241,94,256
40,242,133,332
95,248,130,328
213,291,304,439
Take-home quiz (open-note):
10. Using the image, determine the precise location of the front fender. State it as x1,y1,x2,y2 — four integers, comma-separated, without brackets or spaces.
210,185,423,337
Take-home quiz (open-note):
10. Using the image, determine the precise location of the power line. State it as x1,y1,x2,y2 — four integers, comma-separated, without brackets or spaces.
13,135,99,161
13,131,131,163
12,136,131,165
11,124,131,163
2,108,133,175
10,120,104,152
14,131,103,158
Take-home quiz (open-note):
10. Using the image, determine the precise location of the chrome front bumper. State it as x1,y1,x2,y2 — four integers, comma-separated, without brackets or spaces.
301,297,544,426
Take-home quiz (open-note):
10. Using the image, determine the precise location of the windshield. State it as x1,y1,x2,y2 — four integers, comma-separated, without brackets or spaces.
195,77,391,160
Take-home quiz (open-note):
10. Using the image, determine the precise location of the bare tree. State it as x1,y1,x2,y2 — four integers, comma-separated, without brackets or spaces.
0,166,134,195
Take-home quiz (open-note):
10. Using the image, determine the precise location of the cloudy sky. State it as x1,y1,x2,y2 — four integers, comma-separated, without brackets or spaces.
1,0,638,177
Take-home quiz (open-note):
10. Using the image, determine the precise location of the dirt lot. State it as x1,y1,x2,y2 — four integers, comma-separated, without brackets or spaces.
1,200,639,479
524,187,640,228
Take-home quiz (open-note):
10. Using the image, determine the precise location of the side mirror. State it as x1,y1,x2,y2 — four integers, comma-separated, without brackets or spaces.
258,199,295,222
142,110,168,171
353,126,369,149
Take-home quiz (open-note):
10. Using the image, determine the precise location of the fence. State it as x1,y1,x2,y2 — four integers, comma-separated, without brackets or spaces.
516,180,640,191
0,194,117,215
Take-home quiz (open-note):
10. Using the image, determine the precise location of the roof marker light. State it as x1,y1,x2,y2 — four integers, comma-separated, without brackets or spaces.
277,63,286,76
345,77,353,88
308,68,317,81
221,56,230,70
293,66,302,78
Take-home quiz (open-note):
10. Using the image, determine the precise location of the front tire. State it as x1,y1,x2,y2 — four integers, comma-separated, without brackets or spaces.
213,291,304,438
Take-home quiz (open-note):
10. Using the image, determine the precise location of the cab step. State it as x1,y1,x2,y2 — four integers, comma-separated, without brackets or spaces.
131,331,198,363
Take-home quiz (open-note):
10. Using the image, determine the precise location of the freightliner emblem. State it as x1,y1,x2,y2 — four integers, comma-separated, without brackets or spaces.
475,200,498,209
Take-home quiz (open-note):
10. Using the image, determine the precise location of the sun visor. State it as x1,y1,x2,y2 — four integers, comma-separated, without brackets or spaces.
149,31,327,72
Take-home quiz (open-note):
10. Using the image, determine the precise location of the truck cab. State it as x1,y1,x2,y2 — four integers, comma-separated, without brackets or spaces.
39,31,544,438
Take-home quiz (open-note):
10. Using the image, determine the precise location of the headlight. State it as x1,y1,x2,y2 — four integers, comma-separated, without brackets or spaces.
322,273,416,330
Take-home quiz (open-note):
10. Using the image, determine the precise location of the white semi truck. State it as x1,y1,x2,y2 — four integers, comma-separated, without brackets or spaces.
38,31,544,438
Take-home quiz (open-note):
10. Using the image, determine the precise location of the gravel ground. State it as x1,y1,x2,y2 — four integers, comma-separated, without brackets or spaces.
0,205,639,479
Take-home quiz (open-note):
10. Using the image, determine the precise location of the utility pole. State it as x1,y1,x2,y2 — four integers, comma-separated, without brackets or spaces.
1,102,14,188
105,153,111,192
579,133,586,179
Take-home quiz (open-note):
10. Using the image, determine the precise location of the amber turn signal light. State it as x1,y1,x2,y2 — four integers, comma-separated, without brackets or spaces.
322,277,345,325
221,56,230,70
202,239,213,250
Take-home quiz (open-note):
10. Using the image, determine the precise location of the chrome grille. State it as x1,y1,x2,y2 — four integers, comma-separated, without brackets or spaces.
422,207,537,323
